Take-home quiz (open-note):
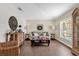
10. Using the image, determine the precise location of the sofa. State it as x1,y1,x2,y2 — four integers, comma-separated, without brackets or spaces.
31,32,50,46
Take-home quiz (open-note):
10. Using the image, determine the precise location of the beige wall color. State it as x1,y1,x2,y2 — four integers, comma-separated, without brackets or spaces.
54,9,74,48
26,20,55,34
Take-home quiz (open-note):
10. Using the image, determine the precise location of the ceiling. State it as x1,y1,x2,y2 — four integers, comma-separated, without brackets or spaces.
13,3,78,20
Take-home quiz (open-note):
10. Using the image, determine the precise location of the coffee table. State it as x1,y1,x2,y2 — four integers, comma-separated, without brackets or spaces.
31,39,50,46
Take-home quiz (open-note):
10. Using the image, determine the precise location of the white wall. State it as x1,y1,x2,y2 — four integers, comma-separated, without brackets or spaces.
26,20,55,34
0,4,26,42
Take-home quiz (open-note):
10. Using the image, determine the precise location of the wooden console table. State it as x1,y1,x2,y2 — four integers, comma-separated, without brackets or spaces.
6,32,24,46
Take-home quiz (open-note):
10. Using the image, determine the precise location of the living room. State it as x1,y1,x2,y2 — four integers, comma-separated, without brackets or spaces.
0,3,79,56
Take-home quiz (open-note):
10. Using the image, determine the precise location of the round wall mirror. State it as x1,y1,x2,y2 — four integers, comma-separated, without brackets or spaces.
37,25,43,30
8,16,18,31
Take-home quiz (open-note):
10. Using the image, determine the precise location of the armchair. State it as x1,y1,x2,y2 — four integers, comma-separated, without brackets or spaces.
0,41,20,56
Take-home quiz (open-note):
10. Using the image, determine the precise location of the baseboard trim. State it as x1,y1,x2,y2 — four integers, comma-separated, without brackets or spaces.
55,39,72,49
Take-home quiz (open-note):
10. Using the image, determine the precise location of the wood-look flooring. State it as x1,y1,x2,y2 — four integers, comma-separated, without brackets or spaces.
20,40,74,56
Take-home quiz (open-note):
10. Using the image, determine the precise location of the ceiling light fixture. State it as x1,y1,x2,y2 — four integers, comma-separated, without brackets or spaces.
18,7,23,11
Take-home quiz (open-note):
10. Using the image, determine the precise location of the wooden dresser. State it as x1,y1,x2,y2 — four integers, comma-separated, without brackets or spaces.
15,32,24,46
6,32,24,46
0,32,24,56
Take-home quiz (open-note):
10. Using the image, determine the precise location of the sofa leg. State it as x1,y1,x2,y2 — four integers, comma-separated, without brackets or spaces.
48,43,49,46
